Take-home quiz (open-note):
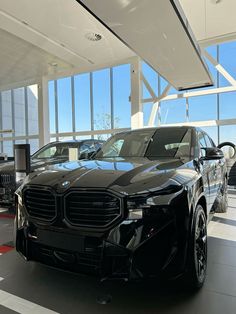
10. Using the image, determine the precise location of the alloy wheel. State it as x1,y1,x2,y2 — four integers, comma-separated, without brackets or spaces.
194,211,207,283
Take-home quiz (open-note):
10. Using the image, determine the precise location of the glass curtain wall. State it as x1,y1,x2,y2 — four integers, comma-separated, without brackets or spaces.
0,84,39,156
49,64,131,141
3,41,233,156
143,41,236,145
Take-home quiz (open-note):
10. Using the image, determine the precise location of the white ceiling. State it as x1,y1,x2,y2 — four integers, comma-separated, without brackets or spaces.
179,0,236,46
0,0,236,90
0,0,134,90
80,0,213,90
0,28,73,91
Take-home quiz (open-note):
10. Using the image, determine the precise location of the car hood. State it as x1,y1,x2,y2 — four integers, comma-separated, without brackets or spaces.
24,157,198,196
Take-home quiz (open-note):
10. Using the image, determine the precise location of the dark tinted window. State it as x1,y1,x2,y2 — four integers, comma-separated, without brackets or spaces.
145,128,192,157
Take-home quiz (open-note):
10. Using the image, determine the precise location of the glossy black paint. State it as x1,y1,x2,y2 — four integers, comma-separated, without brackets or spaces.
0,139,103,206
15,127,227,280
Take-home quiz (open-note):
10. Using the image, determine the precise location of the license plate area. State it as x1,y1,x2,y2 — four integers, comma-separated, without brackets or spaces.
36,229,84,252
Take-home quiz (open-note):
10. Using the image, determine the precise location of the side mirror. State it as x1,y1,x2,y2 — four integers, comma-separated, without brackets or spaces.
201,147,224,160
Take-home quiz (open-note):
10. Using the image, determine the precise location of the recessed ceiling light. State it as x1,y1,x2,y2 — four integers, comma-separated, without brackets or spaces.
85,32,102,42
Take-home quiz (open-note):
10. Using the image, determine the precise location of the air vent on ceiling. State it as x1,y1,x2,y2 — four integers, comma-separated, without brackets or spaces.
85,32,102,42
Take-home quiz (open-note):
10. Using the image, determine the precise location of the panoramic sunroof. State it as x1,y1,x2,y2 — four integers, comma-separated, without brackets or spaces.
77,0,213,91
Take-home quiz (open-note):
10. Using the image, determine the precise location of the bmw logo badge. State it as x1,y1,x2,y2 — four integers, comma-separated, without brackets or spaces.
61,180,70,188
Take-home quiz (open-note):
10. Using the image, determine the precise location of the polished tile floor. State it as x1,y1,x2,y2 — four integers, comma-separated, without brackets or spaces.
1,194,236,314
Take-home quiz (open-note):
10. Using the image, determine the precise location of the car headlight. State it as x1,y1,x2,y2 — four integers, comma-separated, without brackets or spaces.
126,185,183,220
127,198,150,220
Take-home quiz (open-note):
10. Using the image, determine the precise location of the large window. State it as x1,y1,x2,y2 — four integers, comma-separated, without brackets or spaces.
143,102,158,126
49,64,131,141
14,87,26,136
47,41,236,147
57,77,72,133
48,80,56,134
93,68,111,131
160,99,186,124
219,41,236,87
140,42,236,145
219,125,236,144
113,64,131,128
74,73,91,131
189,95,217,122
1,90,12,138
27,85,38,135
0,84,39,156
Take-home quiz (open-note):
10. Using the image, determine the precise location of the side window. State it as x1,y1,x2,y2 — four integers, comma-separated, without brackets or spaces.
103,139,124,157
80,144,90,153
94,141,102,150
198,132,207,158
36,146,57,158
204,134,215,148
82,142,95,152
198,132,207,148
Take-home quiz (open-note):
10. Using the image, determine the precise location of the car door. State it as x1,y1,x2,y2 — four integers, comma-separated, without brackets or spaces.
204,133,223,195
198,132,216,209
202,133,219,207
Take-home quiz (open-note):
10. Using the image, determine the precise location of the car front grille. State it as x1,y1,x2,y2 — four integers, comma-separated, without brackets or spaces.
24,188,56,221
0,173,15,186
65,191,121,228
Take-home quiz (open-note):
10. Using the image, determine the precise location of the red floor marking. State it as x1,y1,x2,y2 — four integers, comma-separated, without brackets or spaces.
0,246,14,254
0,213,15,219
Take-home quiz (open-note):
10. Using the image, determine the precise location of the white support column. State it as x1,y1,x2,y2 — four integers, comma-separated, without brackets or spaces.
141,72,157,100
148,84,171,126
130,57,143,129
38,76,50,147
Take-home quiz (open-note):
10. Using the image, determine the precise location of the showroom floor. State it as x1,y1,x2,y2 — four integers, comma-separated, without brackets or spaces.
1,195,236,314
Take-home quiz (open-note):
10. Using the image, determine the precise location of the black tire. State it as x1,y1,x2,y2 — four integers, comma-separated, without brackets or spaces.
215,178,228,213
183,204,207,289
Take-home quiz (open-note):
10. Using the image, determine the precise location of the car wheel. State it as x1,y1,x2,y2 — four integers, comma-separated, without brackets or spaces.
184,204,207,289
215,178,228,213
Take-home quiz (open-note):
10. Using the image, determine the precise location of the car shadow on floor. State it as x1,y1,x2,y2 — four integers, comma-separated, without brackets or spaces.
0,252,202,314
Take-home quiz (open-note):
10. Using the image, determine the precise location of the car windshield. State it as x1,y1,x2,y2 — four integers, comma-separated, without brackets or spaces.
32,143,78,160
94,128,192,158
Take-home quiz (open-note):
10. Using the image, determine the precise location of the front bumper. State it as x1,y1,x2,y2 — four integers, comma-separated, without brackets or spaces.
16,214,184,280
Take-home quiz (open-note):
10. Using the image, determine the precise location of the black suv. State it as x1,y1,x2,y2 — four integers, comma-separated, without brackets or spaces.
15,127,227,288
